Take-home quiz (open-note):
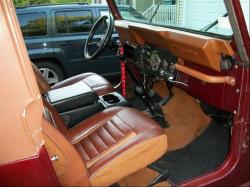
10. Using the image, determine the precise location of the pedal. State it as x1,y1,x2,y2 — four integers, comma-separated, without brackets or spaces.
147,170,170,187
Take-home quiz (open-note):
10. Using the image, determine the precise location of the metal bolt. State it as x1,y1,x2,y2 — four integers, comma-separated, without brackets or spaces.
233,110,237,114
235,65,238,69
51,155,59,162
236,89,240,94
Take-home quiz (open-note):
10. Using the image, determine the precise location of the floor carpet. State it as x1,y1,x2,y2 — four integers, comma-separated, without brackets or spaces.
150,121,230,184
120,81,229,186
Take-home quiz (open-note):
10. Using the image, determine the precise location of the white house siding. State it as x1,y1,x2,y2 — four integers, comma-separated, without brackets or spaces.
184,0,226,30
136,0,154,13
92,0,107,4
182,0,249,34
177,0,184,26
240,0,249,33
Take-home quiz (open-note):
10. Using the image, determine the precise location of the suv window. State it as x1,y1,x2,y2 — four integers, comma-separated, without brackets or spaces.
99,8,146,22
17,12,47,37
55,10,93,34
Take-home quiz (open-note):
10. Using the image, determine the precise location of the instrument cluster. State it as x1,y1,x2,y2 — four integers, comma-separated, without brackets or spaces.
141,45,177,81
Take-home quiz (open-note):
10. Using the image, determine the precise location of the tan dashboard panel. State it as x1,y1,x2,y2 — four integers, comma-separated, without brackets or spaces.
115,20,235,72
115,27,138,44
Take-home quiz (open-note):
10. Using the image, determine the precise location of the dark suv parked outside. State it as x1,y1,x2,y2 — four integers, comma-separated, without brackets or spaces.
16,3,145,85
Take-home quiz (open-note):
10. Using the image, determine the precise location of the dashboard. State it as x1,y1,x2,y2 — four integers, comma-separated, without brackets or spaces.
125,44,177,81
116,20,239,113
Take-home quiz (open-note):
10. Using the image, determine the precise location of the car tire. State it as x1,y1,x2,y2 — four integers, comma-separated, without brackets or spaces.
35,61,65,86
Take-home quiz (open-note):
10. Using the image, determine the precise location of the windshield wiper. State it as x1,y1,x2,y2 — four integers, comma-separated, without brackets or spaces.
149,3,160,23
201,13,228,31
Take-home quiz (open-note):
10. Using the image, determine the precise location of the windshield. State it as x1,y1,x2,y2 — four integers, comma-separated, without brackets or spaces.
115,0,239,37
119,7,147,22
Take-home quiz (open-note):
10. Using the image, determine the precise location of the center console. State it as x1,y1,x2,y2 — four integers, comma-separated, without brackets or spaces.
46,81,129,128
47,81,99,113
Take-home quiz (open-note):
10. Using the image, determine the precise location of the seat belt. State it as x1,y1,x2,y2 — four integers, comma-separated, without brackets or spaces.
119,42,126,97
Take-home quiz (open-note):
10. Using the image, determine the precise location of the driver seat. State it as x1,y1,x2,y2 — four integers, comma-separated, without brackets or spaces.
32,63,115,96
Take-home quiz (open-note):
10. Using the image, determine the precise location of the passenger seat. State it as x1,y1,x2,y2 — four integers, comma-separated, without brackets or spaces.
32,63,114,96
42,99,167,186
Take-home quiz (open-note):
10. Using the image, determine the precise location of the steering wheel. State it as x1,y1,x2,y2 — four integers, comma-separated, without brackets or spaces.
84,15,114,60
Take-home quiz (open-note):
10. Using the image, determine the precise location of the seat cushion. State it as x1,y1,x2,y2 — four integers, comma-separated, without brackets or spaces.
67,107,168,186
51,72,114,96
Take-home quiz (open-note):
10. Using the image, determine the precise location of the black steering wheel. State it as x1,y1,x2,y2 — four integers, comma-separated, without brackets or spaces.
84,15,114,60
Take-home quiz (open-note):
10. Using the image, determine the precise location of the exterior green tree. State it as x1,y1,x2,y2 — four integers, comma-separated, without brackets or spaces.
28,0,50,5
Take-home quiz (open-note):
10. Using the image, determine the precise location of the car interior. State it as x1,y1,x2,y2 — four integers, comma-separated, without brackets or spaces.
28,4,240,186
2,0,249,186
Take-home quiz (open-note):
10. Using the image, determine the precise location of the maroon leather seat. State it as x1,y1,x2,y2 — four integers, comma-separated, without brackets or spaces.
32,64,114,96
42,99,168,186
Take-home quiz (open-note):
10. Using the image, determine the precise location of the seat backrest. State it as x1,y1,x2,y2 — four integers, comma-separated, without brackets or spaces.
42,99,90,186
32,63,51,94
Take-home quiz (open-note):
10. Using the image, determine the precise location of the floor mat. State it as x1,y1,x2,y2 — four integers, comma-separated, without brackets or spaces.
129,85,211,150
162,87,211,151
150,121,231,184
125,82,228,185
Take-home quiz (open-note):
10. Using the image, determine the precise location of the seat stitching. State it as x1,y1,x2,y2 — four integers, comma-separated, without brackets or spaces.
95,129,109,148
85,131,136,168
108,119,125,136
116,113,135,133
80,136,100,159
90,131,108,151
103,125,117,141
102,126,116,142
112,116,133,132
70,115,116,144
87,136,100,155
77,143,91,161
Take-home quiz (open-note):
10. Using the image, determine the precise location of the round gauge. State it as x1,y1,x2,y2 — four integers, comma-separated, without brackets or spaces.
150,51,161,71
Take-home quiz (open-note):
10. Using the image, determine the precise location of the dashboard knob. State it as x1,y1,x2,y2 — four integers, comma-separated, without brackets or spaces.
160,70,174,80
160,70,166,77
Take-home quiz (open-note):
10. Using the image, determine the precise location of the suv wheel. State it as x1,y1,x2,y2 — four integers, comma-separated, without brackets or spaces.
35,61,64,86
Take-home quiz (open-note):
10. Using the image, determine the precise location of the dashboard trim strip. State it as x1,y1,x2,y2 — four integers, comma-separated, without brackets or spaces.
175,63,235,86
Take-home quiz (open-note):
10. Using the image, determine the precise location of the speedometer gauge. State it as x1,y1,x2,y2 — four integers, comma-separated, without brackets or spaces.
149,51,161,71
